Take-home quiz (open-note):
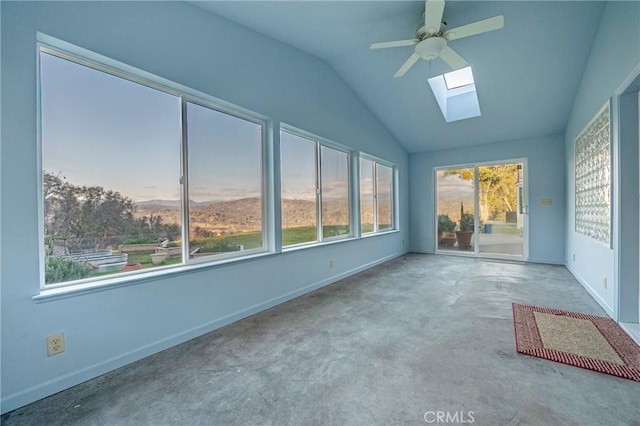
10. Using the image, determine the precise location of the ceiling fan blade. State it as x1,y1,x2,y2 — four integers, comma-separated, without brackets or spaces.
370,39,419,49
425,0,445,35
394,53,421,77
439,46,468,70
444,15,504,41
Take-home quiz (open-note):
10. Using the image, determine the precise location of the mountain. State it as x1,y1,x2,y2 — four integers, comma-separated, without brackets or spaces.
136,199,182,208
133,197,371,237
135,199,213,208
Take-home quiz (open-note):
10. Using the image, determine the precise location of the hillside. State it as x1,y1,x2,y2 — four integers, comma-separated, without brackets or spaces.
134,197,371,237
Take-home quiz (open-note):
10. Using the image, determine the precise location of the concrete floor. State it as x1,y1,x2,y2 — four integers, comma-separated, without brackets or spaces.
2,254,638,425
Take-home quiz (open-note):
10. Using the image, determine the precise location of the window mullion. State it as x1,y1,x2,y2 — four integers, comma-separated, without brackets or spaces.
474,165,480,255
351,151,361,238
270,122,281,253
180,98,191,264
391,167,396,230
316,142,323,242
373,162,379,233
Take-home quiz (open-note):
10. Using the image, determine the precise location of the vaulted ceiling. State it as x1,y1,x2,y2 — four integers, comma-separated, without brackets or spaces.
192,1,605,153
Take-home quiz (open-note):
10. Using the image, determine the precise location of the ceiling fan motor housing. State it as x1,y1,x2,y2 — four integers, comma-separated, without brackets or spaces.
416,22,447,40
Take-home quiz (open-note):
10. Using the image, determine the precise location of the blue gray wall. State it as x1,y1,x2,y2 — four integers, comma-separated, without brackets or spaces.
409,134,566,265
0,2,409,412
564,1,640,317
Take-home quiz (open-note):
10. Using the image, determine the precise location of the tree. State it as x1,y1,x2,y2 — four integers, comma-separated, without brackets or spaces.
443,165,518,222
44,172,178,253
44,173,137,251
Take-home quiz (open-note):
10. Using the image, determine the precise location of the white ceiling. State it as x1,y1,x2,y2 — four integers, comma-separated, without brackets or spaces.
192,1,605,153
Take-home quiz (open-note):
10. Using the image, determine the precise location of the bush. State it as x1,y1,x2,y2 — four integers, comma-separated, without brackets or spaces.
45,257,92,284
437,215,456,234
459,213,474,232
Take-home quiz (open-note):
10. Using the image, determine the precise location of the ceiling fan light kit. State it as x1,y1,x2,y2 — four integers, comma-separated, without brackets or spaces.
370,0,504,77
415,37,447,60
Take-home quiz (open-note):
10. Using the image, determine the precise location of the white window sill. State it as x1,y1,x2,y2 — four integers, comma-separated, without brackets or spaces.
360,229,399,239
282,235,357,253
282,229,399,252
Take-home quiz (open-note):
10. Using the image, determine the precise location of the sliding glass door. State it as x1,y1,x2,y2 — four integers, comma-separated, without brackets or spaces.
435,161,527,260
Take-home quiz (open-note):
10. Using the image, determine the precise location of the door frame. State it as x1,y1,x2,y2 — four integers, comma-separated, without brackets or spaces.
434,158,529,261
613,62,640,334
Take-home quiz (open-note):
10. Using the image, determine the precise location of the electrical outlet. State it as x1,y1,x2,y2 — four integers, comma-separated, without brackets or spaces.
603,278,607,289
329,260,334,268
47,333,65,356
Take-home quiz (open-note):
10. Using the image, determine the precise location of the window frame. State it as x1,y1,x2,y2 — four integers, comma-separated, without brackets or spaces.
279,128,321,248
280,126,354,250
182,97,269,265
359,153,397,235
37,36,273,292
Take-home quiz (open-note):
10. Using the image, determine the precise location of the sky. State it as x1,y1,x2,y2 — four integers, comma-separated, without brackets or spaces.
280,130,351,202
41,52,182,202
186,102,262,202
360,158,374,207
280,131,316,201
41,51,363,205
436,171,474,199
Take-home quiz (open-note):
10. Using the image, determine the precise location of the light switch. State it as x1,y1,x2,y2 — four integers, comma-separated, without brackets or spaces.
540,198,552,206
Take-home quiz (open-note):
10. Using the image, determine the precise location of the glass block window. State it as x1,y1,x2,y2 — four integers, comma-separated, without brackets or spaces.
574,101,610,245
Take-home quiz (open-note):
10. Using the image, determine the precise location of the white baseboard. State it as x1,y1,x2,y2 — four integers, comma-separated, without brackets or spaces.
565,263,615,318
526,257,564,265
1,251,405,414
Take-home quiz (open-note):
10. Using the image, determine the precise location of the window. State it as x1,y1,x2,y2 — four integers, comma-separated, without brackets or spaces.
40,45,267,287
280,129,351,246
376,163,393,231
360,158,375,233
41,50,183,285
186,102,264,260
360,157,395,234
280,131,318,246
320,146,350,238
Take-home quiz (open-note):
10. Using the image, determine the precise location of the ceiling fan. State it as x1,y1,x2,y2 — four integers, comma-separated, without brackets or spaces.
371,0,504,77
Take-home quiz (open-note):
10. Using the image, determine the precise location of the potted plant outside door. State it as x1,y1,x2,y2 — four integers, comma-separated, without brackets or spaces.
455,202,474,249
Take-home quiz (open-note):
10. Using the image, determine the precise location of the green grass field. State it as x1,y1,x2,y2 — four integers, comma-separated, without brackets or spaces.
281,225,351,246
190,225,351,250
361,223,374,234
282,227,317,245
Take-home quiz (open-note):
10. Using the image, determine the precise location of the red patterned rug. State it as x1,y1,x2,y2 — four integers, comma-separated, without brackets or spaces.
512,303,640,381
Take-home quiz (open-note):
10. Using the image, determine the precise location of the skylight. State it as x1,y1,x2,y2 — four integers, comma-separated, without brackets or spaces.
444,66,475,89
428,66,481,123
